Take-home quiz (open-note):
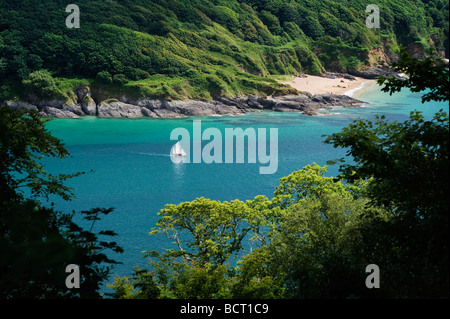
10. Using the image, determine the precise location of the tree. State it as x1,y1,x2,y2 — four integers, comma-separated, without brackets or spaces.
268,193,387,298
147,197,256,266
0,107,73,203
167,262,230,299
110,195,274,299
235,164,387,298
259,10,282,35
272,163,359,209
96,70,113,84
301,16,325,40
0,107,123,298
112,74,129,85
230,246,284,299
377,47,449,103
22,69,61,99
325,111,449,217
324,50,449,297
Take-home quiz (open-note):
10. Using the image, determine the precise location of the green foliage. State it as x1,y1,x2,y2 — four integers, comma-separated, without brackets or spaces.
22,69,61,99
377,48,449,103
107,268,161,299
268,193,388,298
231,246,285,298
273,163,354,208
0,107,73,202
96,71,113,84
112,74,129,85
259,10,282,35
325,51,449,297
326,111,449,214
169,262,230,299
0,200,121,298
0,107,123,298
1,0,446,102
324,110,449,297
147,197,258,266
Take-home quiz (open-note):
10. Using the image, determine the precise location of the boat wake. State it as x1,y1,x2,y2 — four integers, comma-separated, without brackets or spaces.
136,152,171,157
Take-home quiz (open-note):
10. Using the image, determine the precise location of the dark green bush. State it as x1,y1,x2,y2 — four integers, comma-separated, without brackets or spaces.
112,74,129,85
96,70,113,84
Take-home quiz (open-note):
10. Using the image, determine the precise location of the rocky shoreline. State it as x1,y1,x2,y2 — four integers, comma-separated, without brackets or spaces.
2,66,412,119
3,88,366,119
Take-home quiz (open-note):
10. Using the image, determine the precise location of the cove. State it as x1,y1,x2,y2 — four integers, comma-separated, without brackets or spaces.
42,83,448,290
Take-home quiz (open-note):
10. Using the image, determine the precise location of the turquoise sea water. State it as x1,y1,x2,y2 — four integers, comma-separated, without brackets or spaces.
43,82,448,290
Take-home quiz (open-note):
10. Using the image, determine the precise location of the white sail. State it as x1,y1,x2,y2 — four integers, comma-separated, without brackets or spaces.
172,141,186,156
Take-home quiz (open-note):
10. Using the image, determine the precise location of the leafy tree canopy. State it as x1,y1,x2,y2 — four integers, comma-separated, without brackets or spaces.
0,108,123,298
324,50,449,297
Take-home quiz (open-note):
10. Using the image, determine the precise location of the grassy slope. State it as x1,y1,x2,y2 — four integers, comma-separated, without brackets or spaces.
0,0,448,102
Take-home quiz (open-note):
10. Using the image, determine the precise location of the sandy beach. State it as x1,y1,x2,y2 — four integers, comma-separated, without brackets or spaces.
283,75,374,96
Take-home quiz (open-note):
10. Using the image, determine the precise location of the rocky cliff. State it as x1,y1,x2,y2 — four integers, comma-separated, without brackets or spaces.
3,86,366,118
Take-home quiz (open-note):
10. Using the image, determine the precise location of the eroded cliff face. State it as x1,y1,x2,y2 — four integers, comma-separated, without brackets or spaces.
358,37,448,73
345,40,440,79
366,44,398,69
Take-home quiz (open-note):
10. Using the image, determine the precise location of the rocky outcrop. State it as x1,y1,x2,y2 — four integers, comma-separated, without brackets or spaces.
81,96,97,116
3,90,367,118
348,67,406,80
5,100,38,112
97,100,144,118
43,106,78,118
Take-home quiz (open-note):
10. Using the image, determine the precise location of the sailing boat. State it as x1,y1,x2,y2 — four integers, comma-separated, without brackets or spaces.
171,141,186,157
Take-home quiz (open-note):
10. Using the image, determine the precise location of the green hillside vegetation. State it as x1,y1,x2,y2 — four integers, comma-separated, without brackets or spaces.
0,0,448,103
